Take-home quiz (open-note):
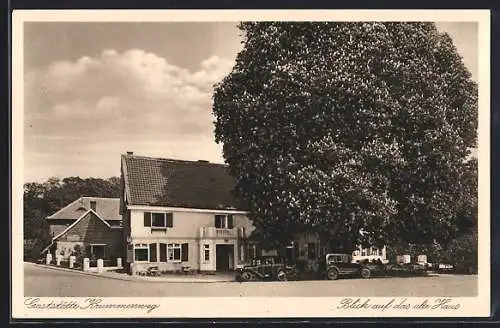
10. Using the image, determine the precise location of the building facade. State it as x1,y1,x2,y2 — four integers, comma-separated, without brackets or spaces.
120,153,388,274
43,197,122,260
120,153,255,274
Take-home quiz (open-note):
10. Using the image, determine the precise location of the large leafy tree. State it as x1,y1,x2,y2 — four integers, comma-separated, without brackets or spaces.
213,22,477,250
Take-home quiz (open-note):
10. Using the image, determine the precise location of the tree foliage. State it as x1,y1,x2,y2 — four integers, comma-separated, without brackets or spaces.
213,22,477,250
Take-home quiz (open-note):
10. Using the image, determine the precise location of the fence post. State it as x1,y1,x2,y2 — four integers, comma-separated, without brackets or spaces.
83,258,90,272
117,257,122,268
56,255,61,266
130,262,136,275
46,253,52,265
97,259,104,273
69,256,76,269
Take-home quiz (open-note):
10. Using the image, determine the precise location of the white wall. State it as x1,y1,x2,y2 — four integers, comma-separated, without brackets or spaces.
130,210,253,238
128,208,253,271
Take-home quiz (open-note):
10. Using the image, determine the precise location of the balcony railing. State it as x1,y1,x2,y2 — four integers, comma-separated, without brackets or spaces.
199,227,246,239
216,228,232,238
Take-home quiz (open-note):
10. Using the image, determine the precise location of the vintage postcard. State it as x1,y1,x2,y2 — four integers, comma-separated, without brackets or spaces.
11,9,490,319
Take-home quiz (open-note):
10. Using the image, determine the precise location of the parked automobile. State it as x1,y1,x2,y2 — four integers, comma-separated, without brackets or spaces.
436,263,454,272
323,253,384,280
386,262,429,276
235,256,297,282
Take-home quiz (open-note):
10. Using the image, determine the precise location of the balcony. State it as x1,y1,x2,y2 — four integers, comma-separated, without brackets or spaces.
199,227,245,239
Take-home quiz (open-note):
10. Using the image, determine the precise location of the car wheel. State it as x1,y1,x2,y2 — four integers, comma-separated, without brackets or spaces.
360,268,371,279
277,270,287,282
327,268,339,280
240,271,252,282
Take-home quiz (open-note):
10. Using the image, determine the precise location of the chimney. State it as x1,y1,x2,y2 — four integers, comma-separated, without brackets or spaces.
126,151,134,155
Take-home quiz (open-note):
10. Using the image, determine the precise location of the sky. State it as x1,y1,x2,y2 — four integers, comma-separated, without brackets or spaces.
23,22,478,183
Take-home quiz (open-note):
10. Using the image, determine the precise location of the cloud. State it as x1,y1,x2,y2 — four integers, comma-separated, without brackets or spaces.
24,49,235,181
27,49,234,121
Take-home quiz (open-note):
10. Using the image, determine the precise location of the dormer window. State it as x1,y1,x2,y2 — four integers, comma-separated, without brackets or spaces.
214,214,234,229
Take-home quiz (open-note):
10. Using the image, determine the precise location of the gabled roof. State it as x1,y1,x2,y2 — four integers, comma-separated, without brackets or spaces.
51,209,112,242
41,209,120,254
47,197,121,221
121,154,243,210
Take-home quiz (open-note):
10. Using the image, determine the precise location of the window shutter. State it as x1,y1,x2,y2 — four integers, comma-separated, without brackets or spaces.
143,212,151,227
227,215,234,229
149,243,157,262
214,215,220,228
166,213,173,227
159,243,167,262
181,243,189,262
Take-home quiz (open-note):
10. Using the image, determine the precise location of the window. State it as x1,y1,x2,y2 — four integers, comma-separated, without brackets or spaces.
255,245,262,258
134,244,149,262
167,243,181,261
144,212,173,229
327,254,343,263
152,213,165,227
308,242,316,260
214,214,234,229
90,201,97,211
215,215,224,228
167,243,185,262
204,244,210,262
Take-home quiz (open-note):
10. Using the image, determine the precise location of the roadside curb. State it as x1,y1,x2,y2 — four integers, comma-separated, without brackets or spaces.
26,262,138,282
26,262,235,283
132,276,234,283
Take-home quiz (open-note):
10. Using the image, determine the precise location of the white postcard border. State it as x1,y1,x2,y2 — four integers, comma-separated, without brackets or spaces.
11,9,491,319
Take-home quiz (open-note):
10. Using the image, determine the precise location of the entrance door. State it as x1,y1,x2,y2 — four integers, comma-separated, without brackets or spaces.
91,244,106,260
216,244,234,271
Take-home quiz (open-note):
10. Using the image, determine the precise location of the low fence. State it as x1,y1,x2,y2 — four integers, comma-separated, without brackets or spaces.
44,253,123,273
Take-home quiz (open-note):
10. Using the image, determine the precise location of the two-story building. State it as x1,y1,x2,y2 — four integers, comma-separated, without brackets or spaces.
120,152,255,274
120,152,388,274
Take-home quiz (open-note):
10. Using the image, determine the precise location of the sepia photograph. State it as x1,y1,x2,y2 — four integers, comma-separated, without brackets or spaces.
11,9,490,318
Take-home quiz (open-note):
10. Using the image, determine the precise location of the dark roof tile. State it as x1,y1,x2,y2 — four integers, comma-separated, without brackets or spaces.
122,155,243,210
47,197,121,221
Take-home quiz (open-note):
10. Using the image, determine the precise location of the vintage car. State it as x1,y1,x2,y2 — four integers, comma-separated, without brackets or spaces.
235,256,297,282
386,262,429,276
429,263,455,273
323,253,384,280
